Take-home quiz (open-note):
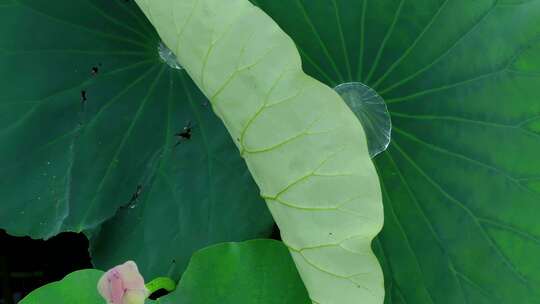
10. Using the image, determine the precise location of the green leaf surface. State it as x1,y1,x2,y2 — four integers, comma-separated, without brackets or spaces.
21,241,309,304
134,0,385,303
250,0,540,303
0,0,273,279
156,240,310,304
19,269,104,304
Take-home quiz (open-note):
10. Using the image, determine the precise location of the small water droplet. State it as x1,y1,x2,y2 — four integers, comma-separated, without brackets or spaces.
158,42,183,70
334,82,392,158
47,161,51,165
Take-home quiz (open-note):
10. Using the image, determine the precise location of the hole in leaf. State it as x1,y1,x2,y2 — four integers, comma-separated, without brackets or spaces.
122,184,142,209
80,90,87,103
174,121,193,146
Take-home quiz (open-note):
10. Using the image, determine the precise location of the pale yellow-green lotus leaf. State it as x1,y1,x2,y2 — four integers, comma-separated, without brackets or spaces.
134,0,385,303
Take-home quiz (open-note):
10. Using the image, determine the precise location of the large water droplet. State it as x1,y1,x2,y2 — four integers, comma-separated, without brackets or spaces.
334,82,391,158
158,42,183,70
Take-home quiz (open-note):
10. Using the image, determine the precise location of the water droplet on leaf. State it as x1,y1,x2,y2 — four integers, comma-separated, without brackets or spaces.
158,42,183,70
334,82,392,158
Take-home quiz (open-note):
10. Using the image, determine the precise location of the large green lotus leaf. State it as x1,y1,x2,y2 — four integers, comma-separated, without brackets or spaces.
251,0,540,303
0,0,273,278
156,240,310,304
19,269,104,304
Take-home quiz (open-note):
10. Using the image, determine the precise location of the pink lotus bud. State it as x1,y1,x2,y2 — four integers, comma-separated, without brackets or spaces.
97,261,149,304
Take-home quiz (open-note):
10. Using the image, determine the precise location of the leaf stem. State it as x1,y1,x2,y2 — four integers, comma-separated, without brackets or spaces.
145,277,177,294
